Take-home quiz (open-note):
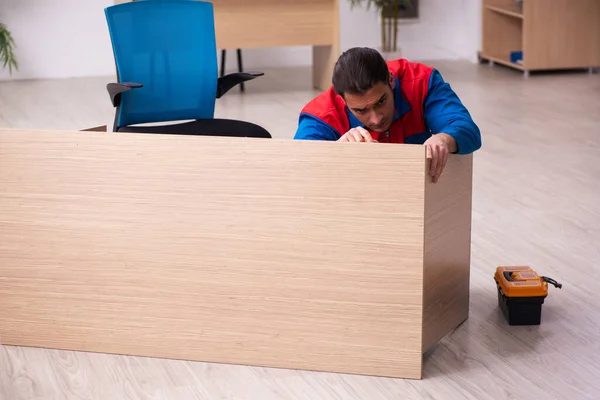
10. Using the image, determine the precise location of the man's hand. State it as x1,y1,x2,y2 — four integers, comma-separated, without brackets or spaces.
338,127,377,142
424,133,456,183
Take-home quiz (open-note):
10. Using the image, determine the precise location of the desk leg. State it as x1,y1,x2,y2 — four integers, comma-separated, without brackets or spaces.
312,44,339,91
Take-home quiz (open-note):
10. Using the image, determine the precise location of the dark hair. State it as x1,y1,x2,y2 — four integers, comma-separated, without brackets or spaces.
332,47,390,97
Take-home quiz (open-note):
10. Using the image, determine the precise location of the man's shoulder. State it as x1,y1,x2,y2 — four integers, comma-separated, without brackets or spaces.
386,58,435,82
300,86,349,135
302,86,345,114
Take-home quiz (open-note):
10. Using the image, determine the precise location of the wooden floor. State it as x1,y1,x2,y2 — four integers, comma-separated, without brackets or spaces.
1,62,599,400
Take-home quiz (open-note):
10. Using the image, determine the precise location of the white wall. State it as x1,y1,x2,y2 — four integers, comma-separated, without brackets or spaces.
0,0,481,81
393,0,482,62
0,0,116,81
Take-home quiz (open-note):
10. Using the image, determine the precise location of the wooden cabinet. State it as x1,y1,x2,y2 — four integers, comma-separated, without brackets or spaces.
480,0,600,76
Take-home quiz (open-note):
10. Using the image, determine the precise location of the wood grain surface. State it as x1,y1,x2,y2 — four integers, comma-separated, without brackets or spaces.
0,130,472,380
422,154,473,352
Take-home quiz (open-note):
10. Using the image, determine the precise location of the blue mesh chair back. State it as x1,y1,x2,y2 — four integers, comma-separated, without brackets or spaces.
105,0,218,128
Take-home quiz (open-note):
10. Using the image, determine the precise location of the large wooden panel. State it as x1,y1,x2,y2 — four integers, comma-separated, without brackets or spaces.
422,154,473,352
213,0,337,49
524,0,600,70
0,129,427,379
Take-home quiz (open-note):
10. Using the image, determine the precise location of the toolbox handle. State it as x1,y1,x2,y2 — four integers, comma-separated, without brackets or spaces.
541,276,563,289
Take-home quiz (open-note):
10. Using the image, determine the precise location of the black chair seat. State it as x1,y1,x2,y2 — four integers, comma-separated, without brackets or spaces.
116,118,271,138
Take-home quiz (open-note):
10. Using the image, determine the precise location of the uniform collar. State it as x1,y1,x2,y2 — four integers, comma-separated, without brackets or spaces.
392,76,412,120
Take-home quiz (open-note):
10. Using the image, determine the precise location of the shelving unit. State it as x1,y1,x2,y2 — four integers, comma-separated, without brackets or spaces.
480,0,600,76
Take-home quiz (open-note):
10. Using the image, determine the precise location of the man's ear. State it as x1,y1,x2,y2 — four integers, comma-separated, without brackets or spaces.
389,72,395,88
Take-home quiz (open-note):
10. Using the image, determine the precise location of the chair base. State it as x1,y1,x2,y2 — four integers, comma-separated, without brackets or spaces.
116,119,271,139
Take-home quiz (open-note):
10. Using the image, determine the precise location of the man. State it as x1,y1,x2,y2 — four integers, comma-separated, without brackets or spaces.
294,47,481,183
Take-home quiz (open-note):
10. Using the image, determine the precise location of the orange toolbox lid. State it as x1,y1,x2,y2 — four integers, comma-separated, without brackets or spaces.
494,266,549,298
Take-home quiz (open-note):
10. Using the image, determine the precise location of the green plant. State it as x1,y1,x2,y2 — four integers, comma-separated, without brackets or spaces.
0,23,18,74
348,0,413,53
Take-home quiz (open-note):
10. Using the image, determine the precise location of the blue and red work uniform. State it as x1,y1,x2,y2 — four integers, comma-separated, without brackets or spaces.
294,59,482,155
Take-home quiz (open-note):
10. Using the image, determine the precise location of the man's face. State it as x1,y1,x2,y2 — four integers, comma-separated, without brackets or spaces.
343,73,395,132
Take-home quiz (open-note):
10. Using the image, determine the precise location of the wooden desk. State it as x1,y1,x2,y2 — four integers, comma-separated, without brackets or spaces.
115,0,340,90
0,128,472,379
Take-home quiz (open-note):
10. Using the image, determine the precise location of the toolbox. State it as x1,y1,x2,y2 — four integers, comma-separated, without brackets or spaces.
494,266,562,325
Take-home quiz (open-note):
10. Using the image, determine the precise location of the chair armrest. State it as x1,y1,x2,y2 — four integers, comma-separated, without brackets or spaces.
216,72,264,98
107,82,143,107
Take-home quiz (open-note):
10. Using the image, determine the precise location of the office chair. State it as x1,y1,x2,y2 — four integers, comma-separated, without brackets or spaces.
104,0,271,138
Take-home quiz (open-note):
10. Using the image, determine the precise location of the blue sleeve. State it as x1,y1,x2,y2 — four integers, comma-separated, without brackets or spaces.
424,70,482,154
294,113,341,141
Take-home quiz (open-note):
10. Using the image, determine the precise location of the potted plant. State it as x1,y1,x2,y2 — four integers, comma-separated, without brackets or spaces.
0,22,18,74
348,0,414,54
